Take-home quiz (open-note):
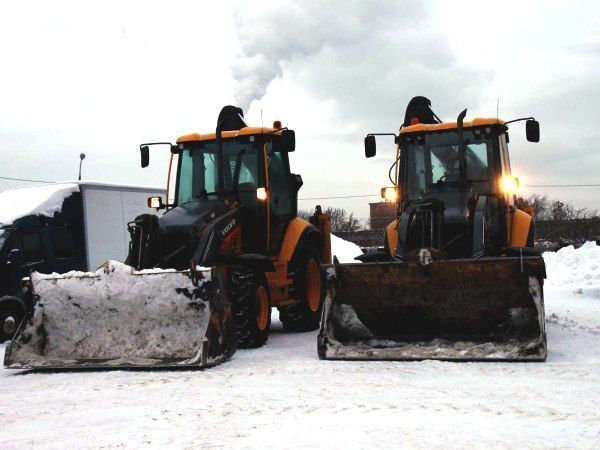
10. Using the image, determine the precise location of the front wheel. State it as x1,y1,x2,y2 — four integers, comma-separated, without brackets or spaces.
279,245,324,332
0,297,25,343
229,269,271,349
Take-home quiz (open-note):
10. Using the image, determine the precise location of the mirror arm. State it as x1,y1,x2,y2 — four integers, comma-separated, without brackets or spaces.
140,142,176,148
367,132,398,142
139,142,177,168
504,117,535,125
268,126,289,135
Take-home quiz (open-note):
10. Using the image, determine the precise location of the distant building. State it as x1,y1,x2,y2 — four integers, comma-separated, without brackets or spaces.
369,202,395,230
335,202,397,250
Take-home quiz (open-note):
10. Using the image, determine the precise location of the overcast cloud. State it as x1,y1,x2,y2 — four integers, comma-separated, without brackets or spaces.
0,0,598,219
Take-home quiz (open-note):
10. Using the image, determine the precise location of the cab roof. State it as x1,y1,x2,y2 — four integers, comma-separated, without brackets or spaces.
400,118,505,134
176,127,280,144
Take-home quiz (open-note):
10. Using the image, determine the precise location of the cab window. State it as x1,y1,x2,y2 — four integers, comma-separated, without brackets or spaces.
50,228,76,259
11,232,44,264
267,147,292,216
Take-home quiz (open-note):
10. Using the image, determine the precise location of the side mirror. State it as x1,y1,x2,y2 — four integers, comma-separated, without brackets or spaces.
147,196,165,210
291,174,303,192
6,249,24,268
526,119,540,142
140,145,150,168
272,129,296,152
364,135,376,158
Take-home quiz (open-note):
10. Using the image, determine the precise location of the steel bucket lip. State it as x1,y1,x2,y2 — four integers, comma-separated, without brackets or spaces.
323,254,545,269
317,353,547,362
4,357,228,371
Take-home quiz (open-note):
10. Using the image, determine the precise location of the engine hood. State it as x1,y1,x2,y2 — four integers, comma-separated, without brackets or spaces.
158,199,229,234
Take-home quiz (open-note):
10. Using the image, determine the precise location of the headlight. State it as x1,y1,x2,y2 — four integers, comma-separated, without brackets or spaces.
381,187,399,203
256,187,271,201
499,175,519,195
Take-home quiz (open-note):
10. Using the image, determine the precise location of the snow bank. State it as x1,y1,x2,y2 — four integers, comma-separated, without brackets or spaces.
0,182,79,226
330,234,363,263
543,241,600,298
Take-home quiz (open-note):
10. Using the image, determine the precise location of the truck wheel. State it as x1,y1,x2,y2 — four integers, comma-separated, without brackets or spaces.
229,269,271,349
0,297,25,343
279,245,324,332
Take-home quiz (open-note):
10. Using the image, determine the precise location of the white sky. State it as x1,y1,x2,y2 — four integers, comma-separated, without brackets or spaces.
0,0,598,220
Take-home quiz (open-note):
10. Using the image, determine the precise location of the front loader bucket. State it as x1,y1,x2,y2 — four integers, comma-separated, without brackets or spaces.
318,256,547,361
4,261,236,370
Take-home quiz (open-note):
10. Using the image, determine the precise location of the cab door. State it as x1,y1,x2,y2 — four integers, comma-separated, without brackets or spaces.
48,227,82,273
266,144,295,254
8,229,52,275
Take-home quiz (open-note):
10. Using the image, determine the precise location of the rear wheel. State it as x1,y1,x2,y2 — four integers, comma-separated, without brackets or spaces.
279,245,324,331
229,269,271,348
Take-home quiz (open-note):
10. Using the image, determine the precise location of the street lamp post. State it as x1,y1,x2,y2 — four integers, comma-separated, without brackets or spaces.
78,153,86,181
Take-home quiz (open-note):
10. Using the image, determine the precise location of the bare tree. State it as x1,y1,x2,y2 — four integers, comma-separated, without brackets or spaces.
298,207,364,233
526,194,599,245
525,194,550,220
297,209,312,221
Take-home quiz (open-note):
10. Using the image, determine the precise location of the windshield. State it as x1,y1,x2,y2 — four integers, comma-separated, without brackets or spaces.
178,139,259,205
404,129,494,200
0,230,7,253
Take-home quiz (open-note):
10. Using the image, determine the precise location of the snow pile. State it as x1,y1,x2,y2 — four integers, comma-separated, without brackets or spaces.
5,261,217,368
0,182,79,226
330,234,363,263
543,241,600,299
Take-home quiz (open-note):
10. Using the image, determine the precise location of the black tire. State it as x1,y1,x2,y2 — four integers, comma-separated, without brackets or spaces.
526,220,535,249
279,245,324,332
0,298,25,343
229,269,271,349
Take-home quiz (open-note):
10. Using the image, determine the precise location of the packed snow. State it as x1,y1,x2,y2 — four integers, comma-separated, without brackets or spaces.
543,241,600,299
330,233,363,262
1,243,599,448
0,183,79,226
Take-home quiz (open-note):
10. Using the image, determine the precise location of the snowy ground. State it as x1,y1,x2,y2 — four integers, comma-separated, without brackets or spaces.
1,244,599,448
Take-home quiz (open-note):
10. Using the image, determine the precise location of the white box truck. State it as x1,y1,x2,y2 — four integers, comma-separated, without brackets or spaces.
0,181,165,341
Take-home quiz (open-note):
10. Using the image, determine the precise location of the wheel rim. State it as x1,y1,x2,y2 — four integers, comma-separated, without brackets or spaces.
255,286,269,331
306,259,321,312
3,316,16,335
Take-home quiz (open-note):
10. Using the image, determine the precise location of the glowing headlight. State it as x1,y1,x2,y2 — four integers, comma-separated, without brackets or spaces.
500,175,519,194
147,196,163,209
256,187,271,201
381,187,399,203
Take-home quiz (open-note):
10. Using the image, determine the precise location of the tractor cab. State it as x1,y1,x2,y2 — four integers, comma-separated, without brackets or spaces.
397,119,515,256
137,107,300,270
365,97,540,259
172,125,299,256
